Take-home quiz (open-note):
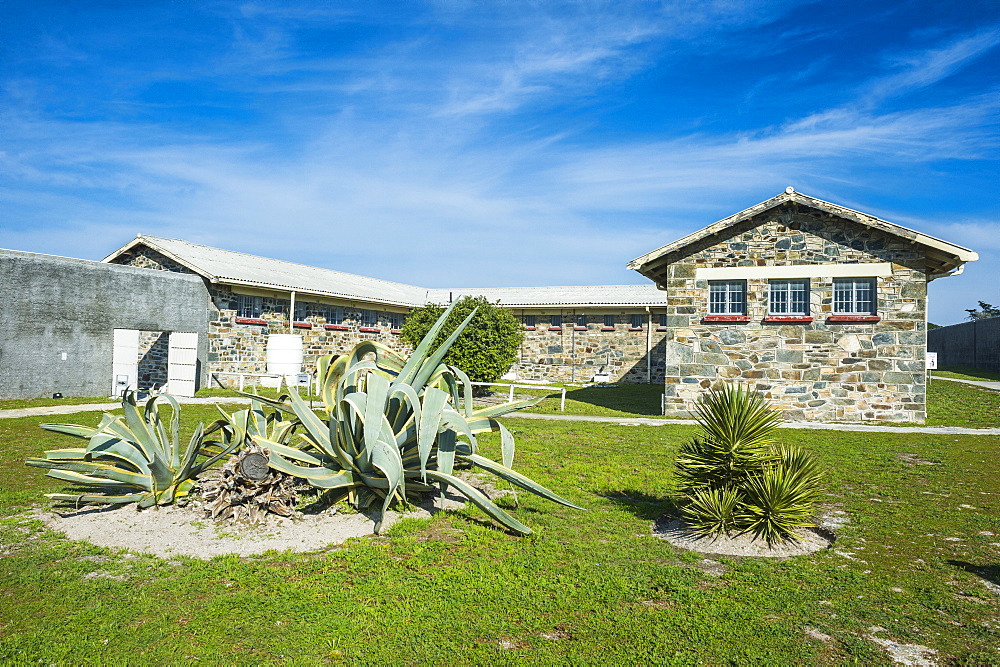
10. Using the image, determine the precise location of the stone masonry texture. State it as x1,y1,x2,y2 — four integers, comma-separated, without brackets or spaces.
657,202,928,422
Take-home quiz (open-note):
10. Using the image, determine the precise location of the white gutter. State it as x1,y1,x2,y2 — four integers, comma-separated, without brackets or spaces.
645,306,652,383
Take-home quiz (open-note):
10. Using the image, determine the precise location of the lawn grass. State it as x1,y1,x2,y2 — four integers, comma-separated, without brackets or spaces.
934,365,1000,382
1,405,998,663
0,395,114,411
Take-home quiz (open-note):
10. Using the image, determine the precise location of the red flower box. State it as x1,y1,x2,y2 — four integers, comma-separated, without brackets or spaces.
762,315,814,323
702,315,751,322
359,327,381,333
292,321,312,329
601,326,615,331
548,327,562,331
234,317,267,325
390,329,402,334
629,327,643,331
524,326,537,331
574,326,588,331
324,324,350,331
826,315,881,323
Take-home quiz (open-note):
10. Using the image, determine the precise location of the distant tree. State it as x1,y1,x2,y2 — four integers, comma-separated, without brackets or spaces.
965,301,1000,321
401,296,524,385
927,322,942,330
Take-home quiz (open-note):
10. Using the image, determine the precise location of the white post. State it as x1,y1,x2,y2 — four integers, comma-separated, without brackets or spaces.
560,387,566,411
509,384,515,402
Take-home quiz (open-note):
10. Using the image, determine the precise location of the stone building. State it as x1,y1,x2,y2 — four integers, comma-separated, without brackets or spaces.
627,189,977,422
103,235,667,388
3,188,977,421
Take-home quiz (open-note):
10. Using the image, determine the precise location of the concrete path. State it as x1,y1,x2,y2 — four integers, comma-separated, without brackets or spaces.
2,395,996,435
507,411,1000,435
932,376,1000,392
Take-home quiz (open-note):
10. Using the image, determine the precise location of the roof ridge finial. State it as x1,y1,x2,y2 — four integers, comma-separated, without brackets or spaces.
785,186,795,194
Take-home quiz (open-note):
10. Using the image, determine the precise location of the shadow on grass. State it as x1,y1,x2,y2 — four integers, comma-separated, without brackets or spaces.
598,489,680,521
560,385,665,416
947,560,1000,587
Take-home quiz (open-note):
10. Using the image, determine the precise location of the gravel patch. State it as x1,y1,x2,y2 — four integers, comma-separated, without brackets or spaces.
652,516,833,558
23,478,495,559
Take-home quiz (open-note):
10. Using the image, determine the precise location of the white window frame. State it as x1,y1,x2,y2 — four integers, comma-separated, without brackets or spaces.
834,278,876,315
237,295,263,319
769,279,809,315
708,280,746,315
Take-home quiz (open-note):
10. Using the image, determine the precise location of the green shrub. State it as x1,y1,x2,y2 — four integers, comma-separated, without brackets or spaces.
673,385,824,544
400,296,523,384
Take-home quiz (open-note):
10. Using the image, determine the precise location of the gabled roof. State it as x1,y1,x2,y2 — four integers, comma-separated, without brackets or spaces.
103,235,431,307
627,189,978,283
102,235,665,309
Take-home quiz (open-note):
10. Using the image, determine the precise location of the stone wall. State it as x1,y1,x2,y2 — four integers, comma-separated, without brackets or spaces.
206,285,411,385
510,311,668,384
659,203,928,422
137,330,169,390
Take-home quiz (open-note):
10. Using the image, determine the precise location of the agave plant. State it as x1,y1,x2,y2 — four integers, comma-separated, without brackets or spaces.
243,301,583,535
25,392,237,508
674,385,824,544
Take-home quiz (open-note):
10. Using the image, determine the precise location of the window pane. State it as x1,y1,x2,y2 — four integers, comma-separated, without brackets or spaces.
576,314,586,327
834,278,875,314
525,315,536,327
604,314,614,328
631,314,642,328
551,314,562,327
659,314,667,327
770,279,808,315
709,281,745,314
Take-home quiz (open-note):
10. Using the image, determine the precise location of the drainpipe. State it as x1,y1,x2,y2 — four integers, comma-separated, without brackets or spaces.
289,291,297,334
645,306,652,384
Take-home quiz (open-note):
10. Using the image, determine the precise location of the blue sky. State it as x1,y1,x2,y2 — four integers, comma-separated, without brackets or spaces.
1,1,997,325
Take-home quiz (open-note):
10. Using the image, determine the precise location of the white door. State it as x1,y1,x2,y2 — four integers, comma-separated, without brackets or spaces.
111,328,139,397
167,332,199,397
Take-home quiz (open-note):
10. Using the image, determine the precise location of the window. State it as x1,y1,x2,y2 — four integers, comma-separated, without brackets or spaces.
834,278,875,314
630,314,643,329
293,302,309,321
708,280,746,315
576,314,587,328
325,305,344,324
262,297,287,315
237,295,263,319
524,315,536,328
658,314,667,327
550,314,562,328
603,314,615,328
769,279,809,315
361,309,378,327
389,313,404,330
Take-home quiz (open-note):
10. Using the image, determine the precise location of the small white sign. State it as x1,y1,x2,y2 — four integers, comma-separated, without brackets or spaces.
926,352,938,370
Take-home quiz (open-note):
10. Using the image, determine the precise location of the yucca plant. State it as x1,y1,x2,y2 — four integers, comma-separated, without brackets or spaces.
242,301,583,535
25,393,238,508
673,385,824,544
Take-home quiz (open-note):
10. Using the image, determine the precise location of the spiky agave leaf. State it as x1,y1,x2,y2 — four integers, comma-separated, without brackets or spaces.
25,392,239,508
679,485,741,538
256,304,581,534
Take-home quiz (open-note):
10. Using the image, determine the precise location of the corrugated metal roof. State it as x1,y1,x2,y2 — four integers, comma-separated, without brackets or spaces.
104,235,432,307
102,235,664,308
429,285,665,307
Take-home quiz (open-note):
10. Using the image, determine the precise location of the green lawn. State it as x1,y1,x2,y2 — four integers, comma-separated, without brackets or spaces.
1,405,998,663
934,365,1000,382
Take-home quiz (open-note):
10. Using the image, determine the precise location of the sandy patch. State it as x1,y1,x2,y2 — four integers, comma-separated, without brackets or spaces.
652,514,838,558
23,476,505,559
